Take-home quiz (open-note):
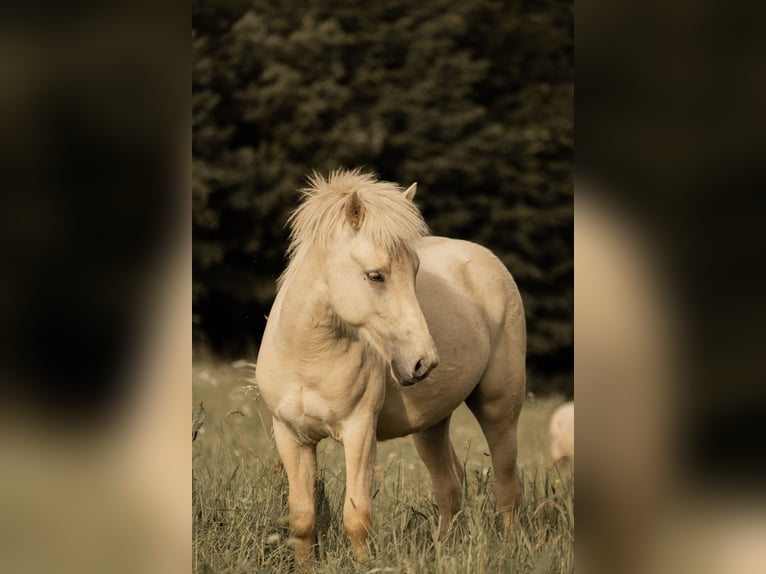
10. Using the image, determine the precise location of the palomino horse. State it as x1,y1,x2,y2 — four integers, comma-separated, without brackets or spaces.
255,169,525,565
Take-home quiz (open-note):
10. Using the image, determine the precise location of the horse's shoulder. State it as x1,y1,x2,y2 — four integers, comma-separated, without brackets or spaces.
419,235,487,256
418,236,521,322
419,236,502,270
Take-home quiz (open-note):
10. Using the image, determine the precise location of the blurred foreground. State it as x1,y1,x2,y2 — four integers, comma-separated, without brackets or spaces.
0,4,189,573
576,187,766,574
577,1,766,572
0,244,190,574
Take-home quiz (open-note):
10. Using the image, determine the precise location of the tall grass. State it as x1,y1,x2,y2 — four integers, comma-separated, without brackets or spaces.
192,362,573,573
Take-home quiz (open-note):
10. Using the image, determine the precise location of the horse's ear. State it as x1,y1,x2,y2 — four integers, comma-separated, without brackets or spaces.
345,191,365,231
403,182,417,201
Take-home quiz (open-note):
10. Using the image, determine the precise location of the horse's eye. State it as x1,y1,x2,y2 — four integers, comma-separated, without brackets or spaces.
366,271,384,283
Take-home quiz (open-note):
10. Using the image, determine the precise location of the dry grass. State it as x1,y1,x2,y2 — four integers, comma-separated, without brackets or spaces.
192,361,573,573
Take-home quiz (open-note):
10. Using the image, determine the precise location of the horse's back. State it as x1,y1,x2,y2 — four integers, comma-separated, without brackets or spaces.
376,236,524,440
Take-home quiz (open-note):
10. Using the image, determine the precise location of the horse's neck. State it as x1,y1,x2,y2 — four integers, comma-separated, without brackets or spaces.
276,265,362,365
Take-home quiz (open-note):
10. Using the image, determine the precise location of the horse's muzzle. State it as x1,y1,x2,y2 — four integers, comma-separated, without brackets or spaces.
413,357,437,382
392,354,439,386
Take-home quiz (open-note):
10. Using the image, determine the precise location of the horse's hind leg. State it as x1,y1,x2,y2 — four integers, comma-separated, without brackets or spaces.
412,415,464,536
466,330,525,533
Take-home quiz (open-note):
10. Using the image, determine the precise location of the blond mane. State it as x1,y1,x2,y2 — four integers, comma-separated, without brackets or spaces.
278,169,429,290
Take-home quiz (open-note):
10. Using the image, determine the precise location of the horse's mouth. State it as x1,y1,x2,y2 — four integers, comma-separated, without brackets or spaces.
391,361,431,387
390,361,420,387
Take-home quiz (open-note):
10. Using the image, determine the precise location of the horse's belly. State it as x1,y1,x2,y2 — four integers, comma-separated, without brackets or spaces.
376,366,482,440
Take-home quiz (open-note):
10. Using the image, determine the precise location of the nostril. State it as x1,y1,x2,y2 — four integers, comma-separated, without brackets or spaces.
414,359,424,376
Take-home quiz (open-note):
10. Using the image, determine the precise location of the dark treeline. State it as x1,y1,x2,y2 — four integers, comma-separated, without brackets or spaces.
193,0,572,394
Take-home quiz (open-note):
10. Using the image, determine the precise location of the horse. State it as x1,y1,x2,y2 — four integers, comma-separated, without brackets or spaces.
549,401,574,464
255,169,526,566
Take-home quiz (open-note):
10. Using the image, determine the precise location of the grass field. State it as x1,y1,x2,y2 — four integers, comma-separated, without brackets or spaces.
192,361,573,573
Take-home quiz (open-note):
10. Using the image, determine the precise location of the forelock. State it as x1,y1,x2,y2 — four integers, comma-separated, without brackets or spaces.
285,168,429,261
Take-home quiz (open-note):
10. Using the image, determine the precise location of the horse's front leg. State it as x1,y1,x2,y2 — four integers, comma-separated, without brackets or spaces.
272,419,318,568
341,415,378,561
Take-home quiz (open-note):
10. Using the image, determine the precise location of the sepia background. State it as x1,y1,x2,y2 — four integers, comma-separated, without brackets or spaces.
1,0,764,573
